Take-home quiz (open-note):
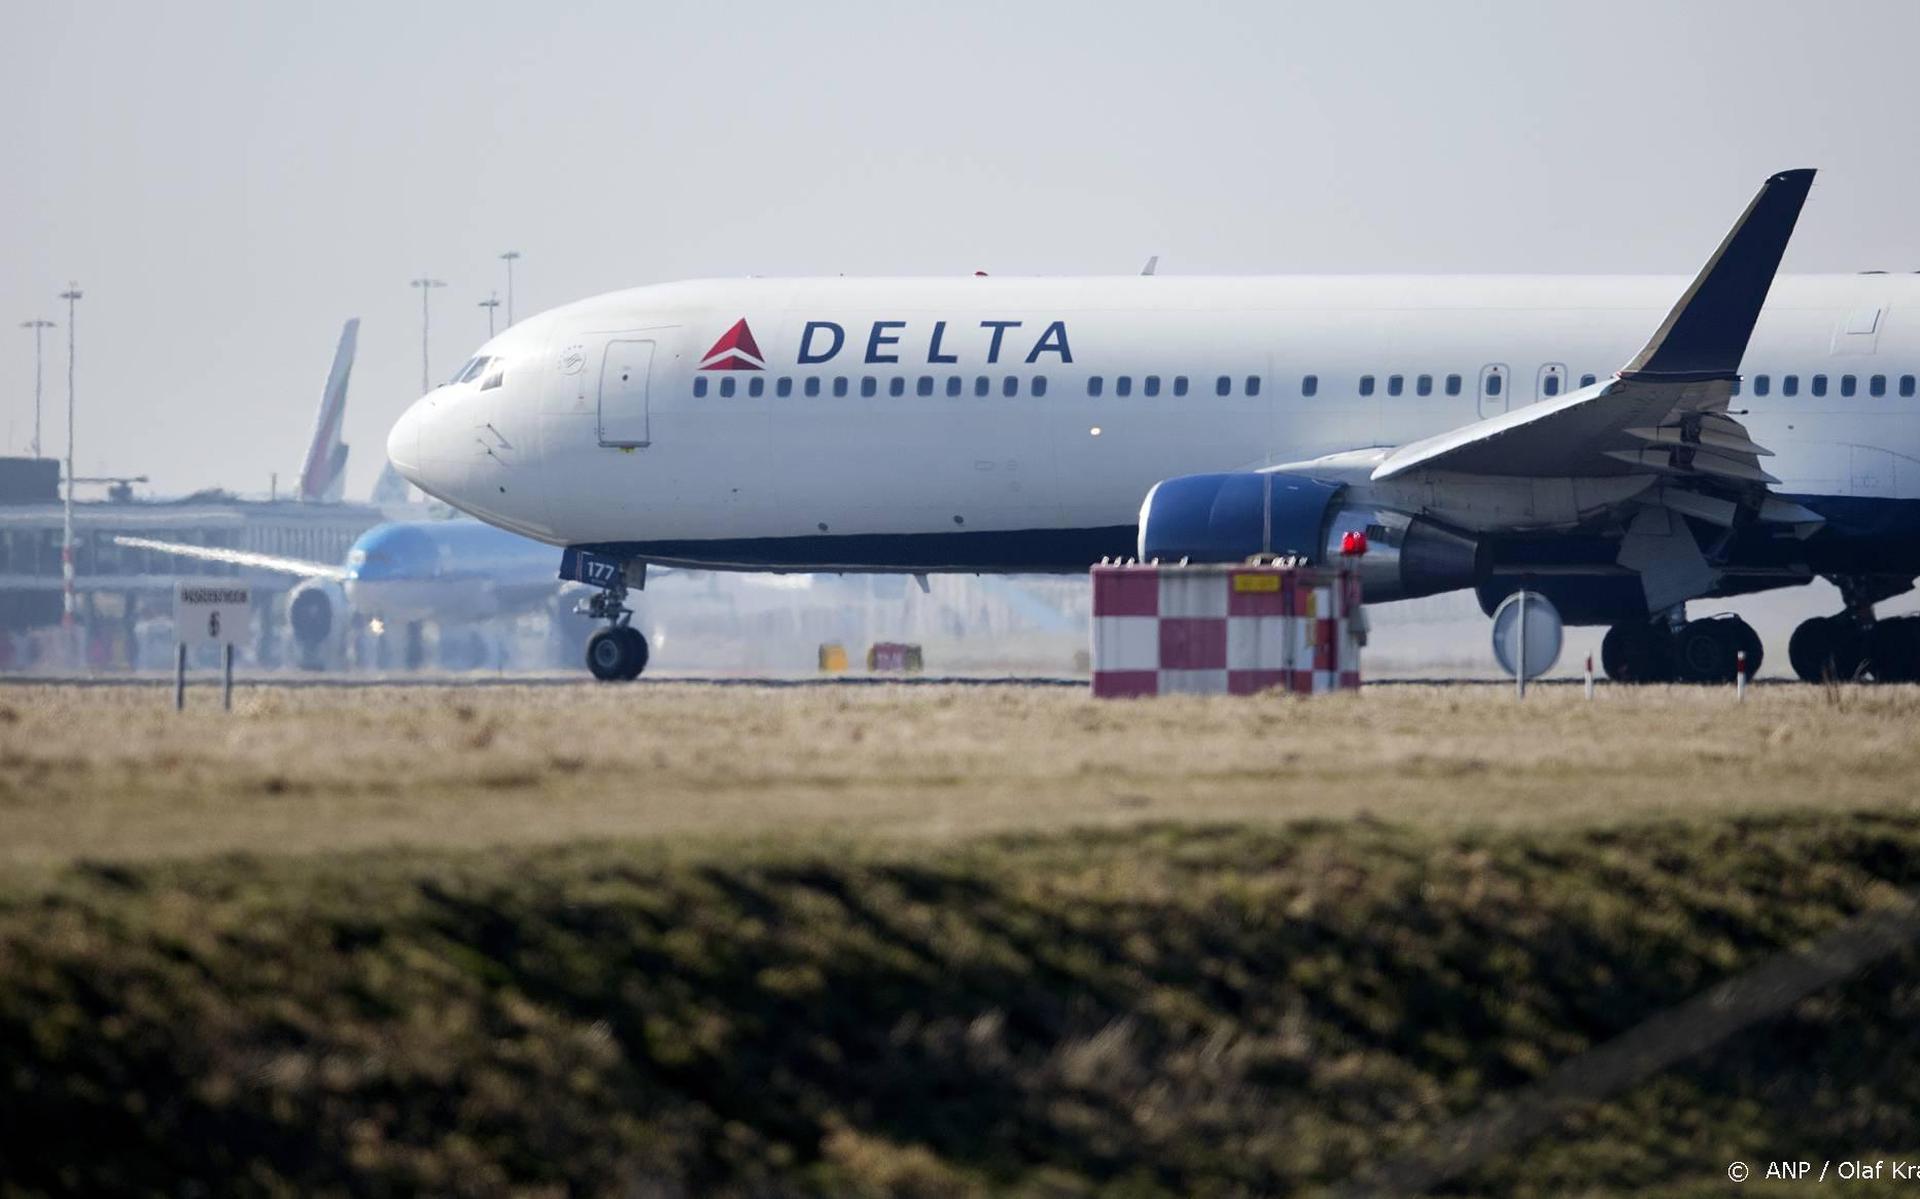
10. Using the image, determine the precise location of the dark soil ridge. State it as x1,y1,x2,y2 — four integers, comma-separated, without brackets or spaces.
3,815,1918,1197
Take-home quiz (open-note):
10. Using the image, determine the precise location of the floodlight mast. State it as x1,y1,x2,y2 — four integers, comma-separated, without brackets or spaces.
410,277,446,393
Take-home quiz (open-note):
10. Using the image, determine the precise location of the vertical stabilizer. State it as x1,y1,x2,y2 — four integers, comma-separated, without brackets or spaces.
371,462,413,505
298,319,359,502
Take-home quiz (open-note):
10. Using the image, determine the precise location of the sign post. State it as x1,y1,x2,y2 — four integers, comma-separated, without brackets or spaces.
173,583,250,711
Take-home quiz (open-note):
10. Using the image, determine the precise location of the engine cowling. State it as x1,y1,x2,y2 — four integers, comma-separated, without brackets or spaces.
1137,471,1482,602
287,578,346,670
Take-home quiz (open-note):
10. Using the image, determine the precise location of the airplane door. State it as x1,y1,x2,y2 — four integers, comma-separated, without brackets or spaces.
1477,364,1509,419
1536,363,1567,404
598,340,654,447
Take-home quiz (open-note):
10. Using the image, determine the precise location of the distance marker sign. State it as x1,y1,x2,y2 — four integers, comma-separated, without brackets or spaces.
174,583,250,646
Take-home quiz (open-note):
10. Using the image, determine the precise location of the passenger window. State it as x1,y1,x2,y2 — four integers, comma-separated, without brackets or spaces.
1730,379,1741,396
1173,376,1189,396
1003,376,1018,397
1360,375,1376,397
748,377,765,398
1486,373,1502,397
1416,374,1432,397
1215,376,1231,396
1246,376,1261,396
974,376,990,397
1302,374,1318,397
1116,377,1133,397
720,377,737,398
889,377,906,397
1841,375,1857,397
1387,374,1403,397
860,377,877,398
1033,376,1047,397
1445,374,1462,396
1871,375,1887,397
693,377,708,398
776,377,793,398
1089,376,1104,397
946,376,962,397
1904,375,1918,398
916,376,933,397
1753,375,1770,396
804,377,821,397
1579,374,1596,388
1143,376,1160,397
834,377,849,398
1811,374,1827,397
1783,375,1799,396
1543,375,1560,397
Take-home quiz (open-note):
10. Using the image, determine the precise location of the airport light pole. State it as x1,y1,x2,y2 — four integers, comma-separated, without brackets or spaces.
57,284,81,666
479,292,501,338
410,277,446,394
499,251,520,325
19,318,54,458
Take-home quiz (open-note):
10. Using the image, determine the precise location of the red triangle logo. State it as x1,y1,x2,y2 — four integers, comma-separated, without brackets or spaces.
699,318,765,370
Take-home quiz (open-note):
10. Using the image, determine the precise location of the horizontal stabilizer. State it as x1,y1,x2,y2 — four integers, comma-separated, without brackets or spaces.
1621,169,1814,382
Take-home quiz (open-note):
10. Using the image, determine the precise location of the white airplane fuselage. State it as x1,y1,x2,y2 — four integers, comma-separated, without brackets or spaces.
389,274,1920,587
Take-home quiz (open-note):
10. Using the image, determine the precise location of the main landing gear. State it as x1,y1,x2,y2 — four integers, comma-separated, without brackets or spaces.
1786,578,1920,682
1601,612,1762,684
576,566,650,681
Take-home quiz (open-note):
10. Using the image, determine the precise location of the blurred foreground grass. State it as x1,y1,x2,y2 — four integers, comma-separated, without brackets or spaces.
3,683,1918,1195
3,816,1919,1196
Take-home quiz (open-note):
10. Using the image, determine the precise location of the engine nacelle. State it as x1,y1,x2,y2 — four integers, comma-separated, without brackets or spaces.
287,578,346,670
1138,471,1482,602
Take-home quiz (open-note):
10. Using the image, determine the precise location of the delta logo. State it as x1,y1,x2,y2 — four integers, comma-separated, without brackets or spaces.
699,317,1073,370
698,319,766,371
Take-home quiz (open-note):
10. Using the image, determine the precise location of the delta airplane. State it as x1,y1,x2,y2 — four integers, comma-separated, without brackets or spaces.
388,169,1920,683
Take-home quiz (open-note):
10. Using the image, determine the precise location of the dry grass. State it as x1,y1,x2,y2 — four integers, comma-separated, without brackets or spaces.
2,681,1917,872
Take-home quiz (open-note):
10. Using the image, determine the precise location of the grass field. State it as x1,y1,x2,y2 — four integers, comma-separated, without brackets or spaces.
3,682,1919,1195
2,681,1918,871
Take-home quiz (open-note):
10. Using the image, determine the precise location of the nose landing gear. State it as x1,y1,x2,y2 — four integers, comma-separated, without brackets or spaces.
561,548,651,681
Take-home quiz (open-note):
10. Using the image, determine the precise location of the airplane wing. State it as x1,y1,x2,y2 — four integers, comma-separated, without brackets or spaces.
1374,170,1811,498
1363,170,1821,609
114,536,348,581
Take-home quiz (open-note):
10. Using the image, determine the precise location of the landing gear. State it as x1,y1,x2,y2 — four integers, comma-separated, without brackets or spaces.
585,625,649,681
1601,614,1761,683
566,549,650,681
1788,615,1865,682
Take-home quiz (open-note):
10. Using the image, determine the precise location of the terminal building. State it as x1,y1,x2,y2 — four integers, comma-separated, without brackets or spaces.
0,458,383,671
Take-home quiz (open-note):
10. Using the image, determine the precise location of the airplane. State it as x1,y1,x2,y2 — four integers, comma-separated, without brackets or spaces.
387,169,1920,684
120,319,570,668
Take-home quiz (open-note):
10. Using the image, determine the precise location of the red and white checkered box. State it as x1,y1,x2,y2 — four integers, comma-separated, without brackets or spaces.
1090,561,1363,698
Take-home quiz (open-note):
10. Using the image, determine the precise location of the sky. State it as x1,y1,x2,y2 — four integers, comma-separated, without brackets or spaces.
4,0,1920,499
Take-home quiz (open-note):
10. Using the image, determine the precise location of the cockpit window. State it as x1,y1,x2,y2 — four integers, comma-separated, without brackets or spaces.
449,356,492,385
480,360,506,390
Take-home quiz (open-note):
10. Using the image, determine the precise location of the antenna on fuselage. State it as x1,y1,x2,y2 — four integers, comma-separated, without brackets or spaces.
1141,255,1159,276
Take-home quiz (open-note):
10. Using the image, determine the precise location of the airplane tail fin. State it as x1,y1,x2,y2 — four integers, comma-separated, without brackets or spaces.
297,319,359,502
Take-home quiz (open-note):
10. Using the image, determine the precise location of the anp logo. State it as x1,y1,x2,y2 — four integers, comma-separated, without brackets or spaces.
698,319,765,371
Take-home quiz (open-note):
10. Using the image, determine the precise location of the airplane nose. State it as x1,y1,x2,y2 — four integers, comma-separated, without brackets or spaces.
386,397,425,485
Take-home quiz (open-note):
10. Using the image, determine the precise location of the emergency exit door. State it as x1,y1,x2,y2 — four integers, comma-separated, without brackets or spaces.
598,340,654,447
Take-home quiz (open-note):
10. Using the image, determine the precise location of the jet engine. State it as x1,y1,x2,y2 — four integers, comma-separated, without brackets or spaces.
287,578,347,670
1137,471,1482,601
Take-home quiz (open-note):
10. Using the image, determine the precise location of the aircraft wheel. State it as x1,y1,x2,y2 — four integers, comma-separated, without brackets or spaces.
616,627,650,679
1789,616,1865,683
1600,622,1673,683
1870,617,1920,683
1673,619,1743,683
586,628,634,681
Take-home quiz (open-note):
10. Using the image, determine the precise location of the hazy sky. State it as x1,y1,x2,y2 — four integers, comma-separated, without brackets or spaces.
5,1,1919,499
